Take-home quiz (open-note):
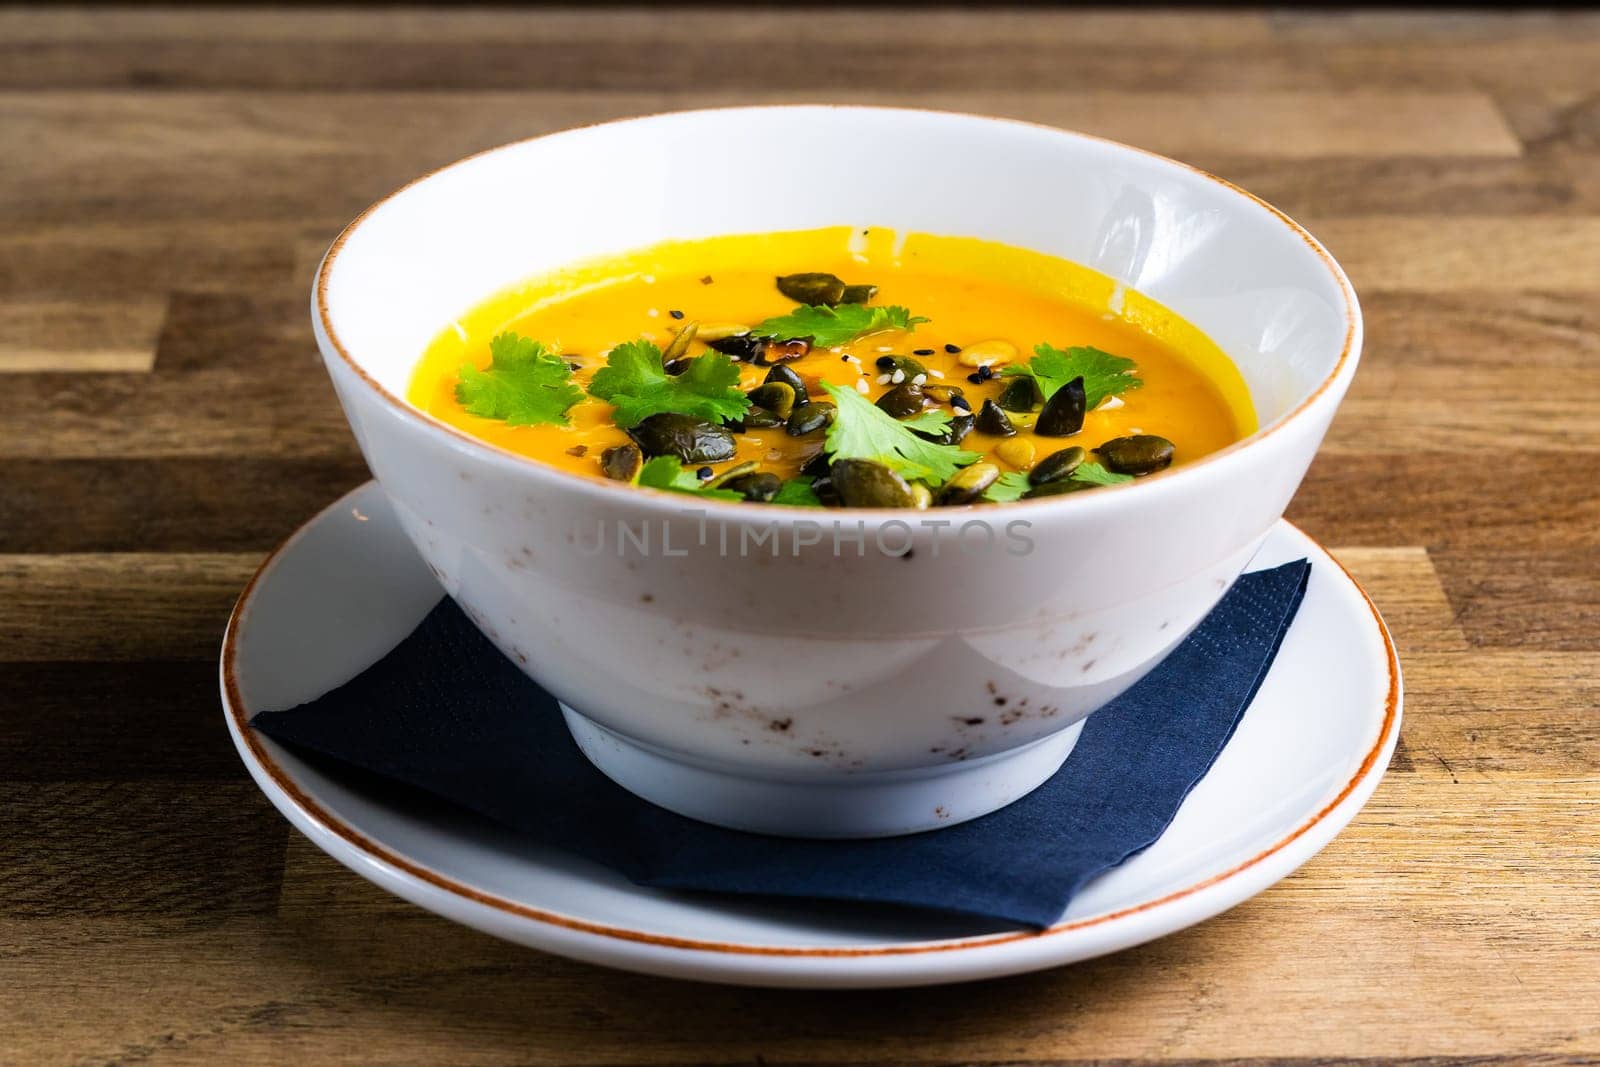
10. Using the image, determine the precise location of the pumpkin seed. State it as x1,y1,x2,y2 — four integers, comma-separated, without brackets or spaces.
840,283,878,304
776,272,847,306
747,382,797,420
627,413,736,463
998,375,1042,412
957,339,1018,369
909,482,934,510
923,384,965,403
695,322,752,342
755,338,811,365
876,383,927,418
764,363,806,393
1094,434,1175,475
976,399,1017,437
995,438,1035,469
785,402,835,437
662,357,691,376
937,462,1000,505
875,354,927,381
1036,375,1086,436
704,461,758,489
831,459,916,508
722,471,783,503
599,443,643,482
912,412,974,446
706,334,765,361
660,320,698,364
1028,446,1086,486
741,408,784,429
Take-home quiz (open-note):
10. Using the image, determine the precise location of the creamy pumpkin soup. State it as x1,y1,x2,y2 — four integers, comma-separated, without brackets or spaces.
409,228,1253,507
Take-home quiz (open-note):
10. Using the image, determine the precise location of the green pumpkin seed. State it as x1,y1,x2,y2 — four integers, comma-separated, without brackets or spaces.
998,375,1042,412
1028,446,1086,486
831,459,916,508
937,462,1000,505
976,399,1017,437
627,413,736,463
840,283,878,304
660,320,698,364
599,443,643,482
785,402,835,437
747,382,797,420
1036,375,1086,437
876,383,926,418
1094,434,1175,475
776,272,847,306
721,471,783,502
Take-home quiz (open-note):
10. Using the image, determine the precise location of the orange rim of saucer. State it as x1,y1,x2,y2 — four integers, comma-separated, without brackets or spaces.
222,486,1400,960
312,105,1362,518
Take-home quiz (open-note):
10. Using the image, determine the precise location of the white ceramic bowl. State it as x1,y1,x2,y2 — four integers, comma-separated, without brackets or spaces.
312,106,1360,839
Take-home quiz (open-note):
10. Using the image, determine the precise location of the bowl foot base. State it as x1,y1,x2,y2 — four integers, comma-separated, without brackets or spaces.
560,704,1084,839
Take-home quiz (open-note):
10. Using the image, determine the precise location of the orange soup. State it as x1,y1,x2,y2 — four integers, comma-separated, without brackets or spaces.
409,228,1254,507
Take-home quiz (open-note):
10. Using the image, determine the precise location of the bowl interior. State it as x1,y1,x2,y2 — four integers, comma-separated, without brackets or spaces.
321,106,1353,430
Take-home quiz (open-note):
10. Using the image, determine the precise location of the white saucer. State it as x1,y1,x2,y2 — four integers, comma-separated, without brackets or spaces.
222,482,1400,988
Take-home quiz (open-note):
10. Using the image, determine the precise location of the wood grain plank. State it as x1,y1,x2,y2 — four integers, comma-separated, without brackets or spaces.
0,782,286,919
0,553,257,661
8,801,1599,1063
0,299,165,373
1,662,255,781
0,457,370,552
1325,546,1466,654
1310,217,1600,292
1431,548,1600,652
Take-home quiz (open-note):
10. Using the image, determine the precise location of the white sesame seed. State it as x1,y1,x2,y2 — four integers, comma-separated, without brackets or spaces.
876,373,892,385
876,345,894,353
928,369,945,379
646,308,659,317
891,369,906,384
844,355,862,366
854,379,870,394
1130,426,1144,434
911,373,927,386
1100,395,1125,410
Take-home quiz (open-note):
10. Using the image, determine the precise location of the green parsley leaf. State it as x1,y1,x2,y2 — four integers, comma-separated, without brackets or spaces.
822,383,980,485
752,304,930,348
455,332,583,427
770,477,824,507
984,471,1031,503
634,455,743,501
982,461,1134,502
1070,461,1134,487
1000,344,1142,410
587,340,750,429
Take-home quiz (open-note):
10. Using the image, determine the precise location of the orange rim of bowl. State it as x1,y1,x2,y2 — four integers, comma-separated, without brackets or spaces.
222,486,1399,960
313,105,1361,520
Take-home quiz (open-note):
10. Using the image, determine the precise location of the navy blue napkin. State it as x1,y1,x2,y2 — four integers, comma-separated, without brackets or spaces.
252,559,1309,929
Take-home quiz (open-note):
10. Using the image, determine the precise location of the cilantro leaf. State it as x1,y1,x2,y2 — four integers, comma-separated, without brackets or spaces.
753,304,929,348
984,471,1031,503
587,340,750,429
822,383,979,485
634,455,742,501
1070,461,1134,486
1000,344,1142,410
771,477,823,507
983,461,1133,502
455,332,583,427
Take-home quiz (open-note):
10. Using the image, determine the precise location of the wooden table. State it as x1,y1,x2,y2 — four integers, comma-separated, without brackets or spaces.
3,7,1596,1063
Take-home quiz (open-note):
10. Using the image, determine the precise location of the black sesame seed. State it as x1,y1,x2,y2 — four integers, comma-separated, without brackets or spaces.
978,365,995,381
696,466,714,480
839,354,850,362
875,355,896,369
951,396,971,412
966,373,983,385
669,309,685,320
913,348,934,356
944,343,961,354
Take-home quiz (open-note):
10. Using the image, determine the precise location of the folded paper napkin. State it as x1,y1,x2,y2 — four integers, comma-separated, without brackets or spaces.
252,559,1310,929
